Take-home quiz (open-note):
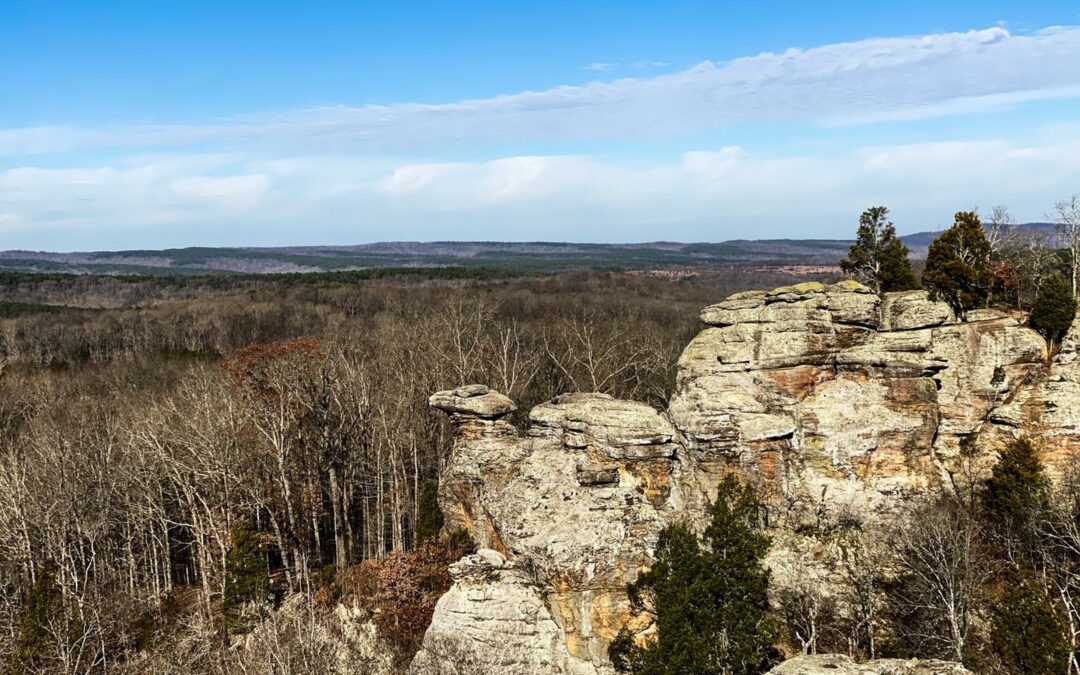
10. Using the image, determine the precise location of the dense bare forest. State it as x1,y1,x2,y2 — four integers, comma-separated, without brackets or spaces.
0,268,836,672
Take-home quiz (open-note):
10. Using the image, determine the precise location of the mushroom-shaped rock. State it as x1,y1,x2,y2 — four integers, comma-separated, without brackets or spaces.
429,384,517,419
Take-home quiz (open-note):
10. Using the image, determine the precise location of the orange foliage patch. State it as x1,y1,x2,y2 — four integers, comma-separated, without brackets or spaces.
221,337,324,403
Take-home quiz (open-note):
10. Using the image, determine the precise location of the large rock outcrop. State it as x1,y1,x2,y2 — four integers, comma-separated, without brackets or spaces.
417,281,1078,674
421,386,679,668
671,282,1047,521
767,654,970,674
411,549,597,674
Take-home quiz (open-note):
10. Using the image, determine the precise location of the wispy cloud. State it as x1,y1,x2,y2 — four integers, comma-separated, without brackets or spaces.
583,62,618,71
633,60,669,69
3,26,1080,158
4,132,1080,248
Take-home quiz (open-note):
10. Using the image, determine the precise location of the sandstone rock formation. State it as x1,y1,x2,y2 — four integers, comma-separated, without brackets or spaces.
411,549,597,674
417,281,1077,674
766,654,970,674
672,282,1047,522
419,388,679,670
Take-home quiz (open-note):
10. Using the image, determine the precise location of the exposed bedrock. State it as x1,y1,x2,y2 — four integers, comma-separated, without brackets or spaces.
416,281,1079,673
766,654,971,674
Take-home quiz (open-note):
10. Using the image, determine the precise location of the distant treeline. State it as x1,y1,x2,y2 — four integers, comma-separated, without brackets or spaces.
0,266,836,310
0,265,525,287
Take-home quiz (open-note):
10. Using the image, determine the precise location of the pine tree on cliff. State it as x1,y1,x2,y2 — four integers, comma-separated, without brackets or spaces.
839,206,919,293
985,438,1047,534
990,566,1070,675
922,211,993,319
1029,273,1077,353
984,438,1048,563
609,476,779,675
414,478,444,547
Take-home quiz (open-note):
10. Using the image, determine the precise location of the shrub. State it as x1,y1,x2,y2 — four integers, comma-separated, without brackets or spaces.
343,541,463,665
372,543,457,663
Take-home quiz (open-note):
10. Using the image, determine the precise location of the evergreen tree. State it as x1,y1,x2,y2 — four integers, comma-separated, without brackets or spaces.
984,438,1047,540
414,479,444,547
701,476,779,673
839,206,919,293
990,567,1070,674
1029,273,1077,351
609,477,778,675
610,523,706,675
222,521,271,634
7,564,62,674
923,211,993,318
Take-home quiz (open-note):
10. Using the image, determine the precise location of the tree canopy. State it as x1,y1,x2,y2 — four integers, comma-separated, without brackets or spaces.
839,206,918,293
923,211,993,318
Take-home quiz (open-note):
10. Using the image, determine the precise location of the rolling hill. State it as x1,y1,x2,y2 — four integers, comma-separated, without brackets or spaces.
0,223,1057,276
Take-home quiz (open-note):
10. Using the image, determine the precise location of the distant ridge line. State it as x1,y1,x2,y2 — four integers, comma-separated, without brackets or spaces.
0,223,1057,276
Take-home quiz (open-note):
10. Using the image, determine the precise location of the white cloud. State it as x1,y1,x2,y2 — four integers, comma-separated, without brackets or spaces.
3,132,1080,248
0,157,274,235
169,174,270,202
3,25,1080,157
583,62,618,71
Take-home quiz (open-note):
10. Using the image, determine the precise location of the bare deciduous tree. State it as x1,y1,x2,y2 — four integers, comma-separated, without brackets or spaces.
891,501,988,662
1055,194,1080,298
987,204,1016,253
839,529,889,660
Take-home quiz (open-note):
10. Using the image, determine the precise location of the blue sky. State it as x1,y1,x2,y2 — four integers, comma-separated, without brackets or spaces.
3,1,1080,250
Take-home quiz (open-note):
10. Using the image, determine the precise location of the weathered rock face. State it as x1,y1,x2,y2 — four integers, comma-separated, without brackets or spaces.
428,390,680,669
767,654,970,674
421,281,1076,673
411,549,598,674
671,282,1046,521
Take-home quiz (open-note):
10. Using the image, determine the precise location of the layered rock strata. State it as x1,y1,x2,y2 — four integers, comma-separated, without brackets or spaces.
415,282,1078,673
